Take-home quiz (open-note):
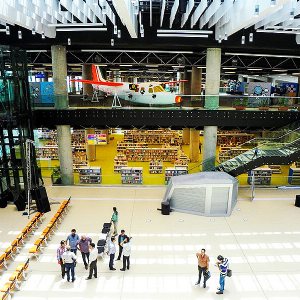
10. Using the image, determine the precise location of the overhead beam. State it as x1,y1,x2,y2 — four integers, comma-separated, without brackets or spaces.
190,0,207,28
170,0,179,28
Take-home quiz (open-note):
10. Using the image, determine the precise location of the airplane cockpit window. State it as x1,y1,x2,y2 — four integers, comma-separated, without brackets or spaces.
148,87,153,93
153,85,164,93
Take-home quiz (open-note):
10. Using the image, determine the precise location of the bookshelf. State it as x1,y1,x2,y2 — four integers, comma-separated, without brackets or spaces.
149,160,163,174
268,165,282,174
73,151,88,172
174,152,189,169
114,154,128,173
288,167,300,185
123,129,182,145
121,167,143,184
117,142,148,154
217,132,255,147
36,146,59,159
125,147,179,162
165,167,188,184
218,147,248,163
247,167,272,185
79,167,102,184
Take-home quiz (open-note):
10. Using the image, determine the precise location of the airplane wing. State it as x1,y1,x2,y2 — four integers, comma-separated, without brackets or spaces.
70,79,123,87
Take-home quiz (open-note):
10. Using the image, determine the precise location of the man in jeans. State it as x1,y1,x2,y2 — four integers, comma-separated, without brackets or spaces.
107,236,116,270
216,255,229,295
62,246,77,282
66,229,80,255
195,248,210,288
116,230,128,260
77,235,92,270
56,240,66,279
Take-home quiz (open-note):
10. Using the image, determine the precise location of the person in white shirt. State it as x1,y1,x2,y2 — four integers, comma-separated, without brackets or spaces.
62,246,77,282
120,237,132,271
107,236,116,270
86,243,97,280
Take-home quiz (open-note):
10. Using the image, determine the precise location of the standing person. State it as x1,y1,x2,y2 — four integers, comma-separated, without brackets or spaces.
111,207,118,236
116,230,128,260
107,236,116,270
195,248,210,288
199,142,202,154
120,237,131,271
216,255,229,295
77,235,92,270
57,240,66,279
66,229,80,255
86,243,98,280
62,246,77,282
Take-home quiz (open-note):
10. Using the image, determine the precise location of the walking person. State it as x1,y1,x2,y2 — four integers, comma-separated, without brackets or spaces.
77,235,92,270
216,255,229,295
252,148,259,159
195,248,210,288
57,240,66,279
66,229,80,255
120,237,132,271
111,207,118,236
86,243,98,280
62,246,77,282
107,236,116,270
116,230,128,260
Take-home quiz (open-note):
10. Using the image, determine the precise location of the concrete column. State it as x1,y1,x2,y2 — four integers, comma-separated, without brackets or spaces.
82,64,93,96
182,128,190,145
51,45,74,185
203,126,218,171
179,69,187,94
70,75,76,94
191,66,202,96
189,129,200,163
205,48,221,109
85,128,96,162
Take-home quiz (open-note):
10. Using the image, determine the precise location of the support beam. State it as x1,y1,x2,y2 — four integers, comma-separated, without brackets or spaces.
189,128,200,163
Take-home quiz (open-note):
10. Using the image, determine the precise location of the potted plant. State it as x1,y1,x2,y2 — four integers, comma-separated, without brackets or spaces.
258,98,270,111
51,167,62,185
278,97,289,111
233,97,247,110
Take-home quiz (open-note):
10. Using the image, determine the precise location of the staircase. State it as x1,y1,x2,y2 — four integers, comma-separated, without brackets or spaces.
213,122,300,177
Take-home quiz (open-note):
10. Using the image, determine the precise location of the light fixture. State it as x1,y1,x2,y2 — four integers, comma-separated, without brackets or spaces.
157,29,213,34
290,9,295,20
146,64,159,67
249,33,253,42
56,28,107,32
225,71,236,74
247,68,263,71
218,35,222,43
41,32,45,39
157,34,209,38
223,67,237,70
120,64,132,67
272,69,288,72
224,33,228,40
140,24,144,33
254,5,259,16
256,29,300,34
5,25,10,35
141,31,144,37
225,52,300,59
32,28,36,35
241,35,245,44
197,66,206,69
114,25,117,35
111,38,114,46
68,38,71,45
95,64,108,66
18,30,22,39
117,30,121,38
81,50,194,54
270,0,276,6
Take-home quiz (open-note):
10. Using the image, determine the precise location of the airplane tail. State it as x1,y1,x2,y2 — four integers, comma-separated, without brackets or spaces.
92,65,106,82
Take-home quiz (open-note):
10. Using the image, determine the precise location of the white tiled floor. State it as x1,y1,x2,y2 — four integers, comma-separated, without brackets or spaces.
1,186,300,300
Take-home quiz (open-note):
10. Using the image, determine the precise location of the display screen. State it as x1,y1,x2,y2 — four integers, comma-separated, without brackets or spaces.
87,134,107,145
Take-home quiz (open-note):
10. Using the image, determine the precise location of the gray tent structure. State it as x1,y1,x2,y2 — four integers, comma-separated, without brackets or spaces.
162,172,238,217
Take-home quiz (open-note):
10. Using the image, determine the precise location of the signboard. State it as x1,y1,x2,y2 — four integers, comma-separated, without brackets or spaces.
87,134,107,145
35,73,45,79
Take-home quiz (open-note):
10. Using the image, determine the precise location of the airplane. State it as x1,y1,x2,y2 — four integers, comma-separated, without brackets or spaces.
70,65,185,106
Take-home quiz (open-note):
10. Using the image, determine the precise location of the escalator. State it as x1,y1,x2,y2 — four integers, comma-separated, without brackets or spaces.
214,121,300,177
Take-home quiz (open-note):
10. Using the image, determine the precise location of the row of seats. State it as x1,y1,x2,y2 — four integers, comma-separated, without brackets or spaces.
0,212,43,271
29,199,70,259
97,222,112,257
0,259,30,300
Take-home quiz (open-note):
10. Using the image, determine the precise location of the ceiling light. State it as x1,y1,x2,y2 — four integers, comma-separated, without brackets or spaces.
225,72,236,74
172,65,185,68
68,38,71,45
6,25,10,35
223,67,237,70
247,68,263,71
95,64,107,66
256,29,300,34
225,52,300,59
272,69,288,72
41,32,45,39
81,50,194,54
241,35,245,44
56,28,107,32
68,64,82,66
111,38,114,46
27,50,48,52
249,33,253,42
117,30,121,38
292,72,300,75
157,29,213,34
120,64,133,67
18,30,22,39
32,28,36,35
224,33,228,40
197,66,206,69
157,34,209,38
146,64,159,67
43,64,52,66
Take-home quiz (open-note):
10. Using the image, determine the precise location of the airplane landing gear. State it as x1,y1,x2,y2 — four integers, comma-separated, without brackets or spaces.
111,92,122,109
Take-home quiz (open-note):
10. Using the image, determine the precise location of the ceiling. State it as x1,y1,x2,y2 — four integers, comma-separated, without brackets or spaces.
1,0,300,78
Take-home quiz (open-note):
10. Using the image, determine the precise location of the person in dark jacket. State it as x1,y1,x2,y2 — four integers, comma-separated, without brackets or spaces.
116,230,128,260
